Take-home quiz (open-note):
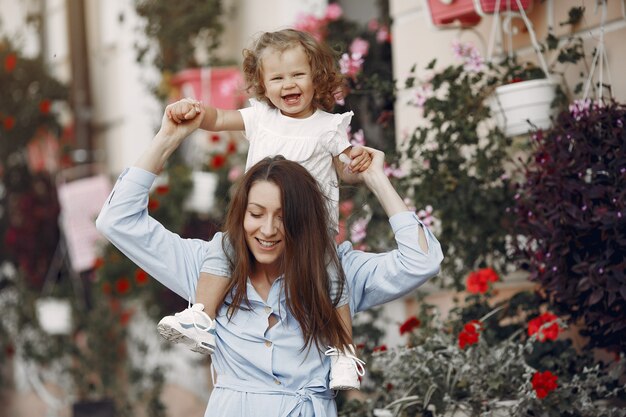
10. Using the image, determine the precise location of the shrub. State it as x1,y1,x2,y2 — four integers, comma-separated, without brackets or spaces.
513,100,626,351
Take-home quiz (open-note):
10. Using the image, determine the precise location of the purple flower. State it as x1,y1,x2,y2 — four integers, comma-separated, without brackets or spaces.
569,99,592,121
451,40,484,73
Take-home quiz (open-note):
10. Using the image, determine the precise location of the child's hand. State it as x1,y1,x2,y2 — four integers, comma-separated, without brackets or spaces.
166,98,203,124
345,146,372,173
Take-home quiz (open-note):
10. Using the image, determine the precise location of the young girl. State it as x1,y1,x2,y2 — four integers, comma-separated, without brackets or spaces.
159,28,371,390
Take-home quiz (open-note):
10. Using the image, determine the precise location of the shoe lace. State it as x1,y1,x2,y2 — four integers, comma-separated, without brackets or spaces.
324,346,366,376
176,297,211,334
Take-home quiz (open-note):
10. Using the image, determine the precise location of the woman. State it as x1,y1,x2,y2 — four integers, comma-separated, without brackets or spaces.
96,108,443,416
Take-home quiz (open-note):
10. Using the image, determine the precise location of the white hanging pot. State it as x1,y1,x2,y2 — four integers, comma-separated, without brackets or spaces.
184,171,219,214
488,78,558,137
35,297,72,335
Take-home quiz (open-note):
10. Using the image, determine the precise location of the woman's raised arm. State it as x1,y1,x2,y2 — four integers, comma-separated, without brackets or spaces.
338,148,444,314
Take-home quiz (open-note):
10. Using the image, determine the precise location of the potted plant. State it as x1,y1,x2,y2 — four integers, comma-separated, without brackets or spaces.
340,268,626,416
513,99,626,352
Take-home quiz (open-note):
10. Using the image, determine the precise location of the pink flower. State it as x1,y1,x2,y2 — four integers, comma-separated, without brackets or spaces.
339,200,354,217
350,217,370,243
384,163,406,179
417,205,435,227
349,38,370,57
451,40,484,73
413,84,433,108
339,53,364,80
294,14,325,41
367,19,380,32
325,3,343,21
227,165,243,182
376,26,391,43
569,98,592,121
350,128,365,146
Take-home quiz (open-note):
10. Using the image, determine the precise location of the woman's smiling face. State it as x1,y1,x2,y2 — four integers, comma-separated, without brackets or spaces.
243,180,285,275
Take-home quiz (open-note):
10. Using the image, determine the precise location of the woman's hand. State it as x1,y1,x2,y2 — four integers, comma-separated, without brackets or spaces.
344,146,409,218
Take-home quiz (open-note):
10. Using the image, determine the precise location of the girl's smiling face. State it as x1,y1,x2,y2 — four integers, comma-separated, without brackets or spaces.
243,180,285,277
261,45,315,119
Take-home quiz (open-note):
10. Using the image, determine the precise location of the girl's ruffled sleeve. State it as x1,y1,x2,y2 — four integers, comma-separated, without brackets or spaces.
238,98,266,141
323,111,353,155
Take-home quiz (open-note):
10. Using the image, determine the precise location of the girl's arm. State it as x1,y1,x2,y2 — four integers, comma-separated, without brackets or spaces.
166,98,245,132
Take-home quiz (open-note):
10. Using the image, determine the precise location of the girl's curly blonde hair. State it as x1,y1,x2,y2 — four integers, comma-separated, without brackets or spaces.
242,29,344,112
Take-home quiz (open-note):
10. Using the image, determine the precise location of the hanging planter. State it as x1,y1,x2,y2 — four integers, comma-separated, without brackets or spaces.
35,297,73,335
488,78,557,137
425,0,482,28
169,66,246,110
484,0,557,136
473,0,532,15
184,170,219,215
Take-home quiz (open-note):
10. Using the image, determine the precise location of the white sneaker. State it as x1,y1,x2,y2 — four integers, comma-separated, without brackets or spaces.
325,344,366,390
157,303,216,355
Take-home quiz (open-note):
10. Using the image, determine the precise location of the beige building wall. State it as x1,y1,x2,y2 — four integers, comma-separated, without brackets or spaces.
390,0,626,323
391,0,626,143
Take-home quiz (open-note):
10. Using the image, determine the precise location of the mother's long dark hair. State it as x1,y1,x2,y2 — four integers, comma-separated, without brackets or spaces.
220,156,351,351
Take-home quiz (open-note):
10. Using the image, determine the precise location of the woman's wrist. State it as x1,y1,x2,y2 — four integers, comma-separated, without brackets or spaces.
134,132,180,174
365,170,408,217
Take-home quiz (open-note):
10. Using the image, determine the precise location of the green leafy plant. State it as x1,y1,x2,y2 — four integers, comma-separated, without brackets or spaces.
134,0,226,73
340,269,626,417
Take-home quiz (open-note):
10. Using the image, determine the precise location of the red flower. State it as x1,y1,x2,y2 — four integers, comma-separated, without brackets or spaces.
480,267,499,282
528,312,560,342
115,277,131,294
102,282,112,295
386,383,393,391
373,344,387,352
93,257,105,270
39,99,51,114
134,268,148,285
3,116,15,130
226,141,237,154
531,370,558,399
211,154,226,169
5,344,15,358
155,184,169,195
399,316,421,335
5,53,16,72
509,77,524,84
458,320,482,349
119,309,133,326
210,134,221,143
466,267,499,294
148,198,160,211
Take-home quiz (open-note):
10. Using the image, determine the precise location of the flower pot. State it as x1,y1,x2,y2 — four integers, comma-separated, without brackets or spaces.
169,66,245,110
72,398,115,417
488,78,557,137
426,0,481,27
184,171,219,214
474,0,532,15
35,297,72,335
